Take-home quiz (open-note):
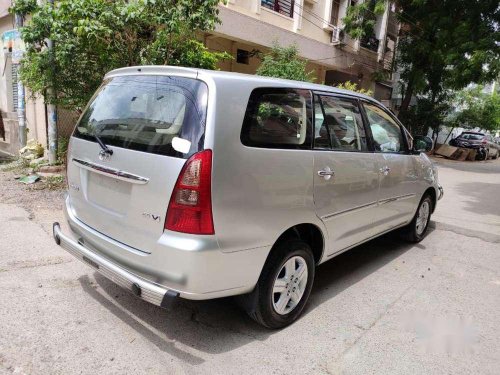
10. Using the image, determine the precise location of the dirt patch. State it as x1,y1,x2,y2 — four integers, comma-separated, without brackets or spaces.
0,160,66,232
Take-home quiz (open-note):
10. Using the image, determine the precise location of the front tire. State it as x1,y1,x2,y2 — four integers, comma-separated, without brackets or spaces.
401,195,433,243
244,239,315,329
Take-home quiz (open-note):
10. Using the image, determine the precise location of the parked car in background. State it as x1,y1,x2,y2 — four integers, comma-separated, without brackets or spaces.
449,131,500,160
53,66,442,328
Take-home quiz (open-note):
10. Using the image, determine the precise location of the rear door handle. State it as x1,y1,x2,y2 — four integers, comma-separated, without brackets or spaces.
318,167,335,180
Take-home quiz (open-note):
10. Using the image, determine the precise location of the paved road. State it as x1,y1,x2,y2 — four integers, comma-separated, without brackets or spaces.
0,159,499,375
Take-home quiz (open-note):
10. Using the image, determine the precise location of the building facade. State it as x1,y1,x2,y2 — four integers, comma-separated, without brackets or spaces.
1,0,47,156
209,0,399,102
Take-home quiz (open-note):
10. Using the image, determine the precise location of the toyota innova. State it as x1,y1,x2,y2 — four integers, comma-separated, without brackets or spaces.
53,66,443,328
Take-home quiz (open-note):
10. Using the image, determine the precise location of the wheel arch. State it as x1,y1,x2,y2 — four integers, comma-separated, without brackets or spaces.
269,223,325,266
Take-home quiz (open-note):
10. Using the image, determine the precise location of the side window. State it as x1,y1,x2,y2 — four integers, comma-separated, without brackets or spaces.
241,88,312,149
314,95,367,151
363,103,405,153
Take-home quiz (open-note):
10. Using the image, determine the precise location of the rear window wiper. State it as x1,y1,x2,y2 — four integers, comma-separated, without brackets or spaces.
94,134,113,157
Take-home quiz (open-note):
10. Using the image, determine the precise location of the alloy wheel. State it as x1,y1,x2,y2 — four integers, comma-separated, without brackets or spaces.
416,200,430,235
272,256,308,315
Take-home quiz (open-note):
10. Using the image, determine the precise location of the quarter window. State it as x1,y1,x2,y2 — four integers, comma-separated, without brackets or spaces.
363,103,405,153
241,88,312,149
314,95,367,151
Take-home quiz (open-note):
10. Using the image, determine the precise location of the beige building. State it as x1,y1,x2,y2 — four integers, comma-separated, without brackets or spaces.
0,0,399,156
210,0,398,98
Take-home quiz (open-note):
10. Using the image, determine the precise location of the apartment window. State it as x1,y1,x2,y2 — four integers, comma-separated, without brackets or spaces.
236,49,250,65
330,0,341,26
261,0,295,18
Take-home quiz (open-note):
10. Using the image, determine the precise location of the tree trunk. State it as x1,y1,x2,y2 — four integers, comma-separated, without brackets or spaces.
399,77,414,115
443,127,455,144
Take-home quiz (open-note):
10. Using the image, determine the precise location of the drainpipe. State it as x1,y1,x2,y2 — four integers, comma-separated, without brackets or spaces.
46,0,57,164
13,12,27,148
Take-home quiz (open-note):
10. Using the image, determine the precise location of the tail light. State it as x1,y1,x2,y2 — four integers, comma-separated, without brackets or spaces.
482,139,487,144
165,149,214,235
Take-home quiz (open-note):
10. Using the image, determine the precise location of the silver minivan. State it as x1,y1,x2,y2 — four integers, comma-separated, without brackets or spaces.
53,66,443,328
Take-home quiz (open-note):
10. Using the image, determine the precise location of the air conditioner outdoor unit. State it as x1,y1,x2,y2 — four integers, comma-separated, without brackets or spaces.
331,26,345,45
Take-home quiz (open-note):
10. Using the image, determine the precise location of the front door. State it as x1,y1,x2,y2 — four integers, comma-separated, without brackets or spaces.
312,94,380,256
362,101,419,232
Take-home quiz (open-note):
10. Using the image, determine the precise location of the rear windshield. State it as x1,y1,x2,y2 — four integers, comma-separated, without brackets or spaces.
460,133,484,140
73,75,208,158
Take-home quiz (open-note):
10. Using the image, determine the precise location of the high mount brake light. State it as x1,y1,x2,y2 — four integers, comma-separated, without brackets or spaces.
165,150,214,235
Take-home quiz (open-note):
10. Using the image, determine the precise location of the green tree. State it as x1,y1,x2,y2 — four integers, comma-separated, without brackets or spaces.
336,81,373,96
11,0,231,111
449,86,500,131
256,43,315,82
342,0,500,132
394,0,499,116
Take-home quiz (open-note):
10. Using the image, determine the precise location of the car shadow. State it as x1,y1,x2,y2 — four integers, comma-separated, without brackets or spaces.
308,231,415,309
80,230,416,360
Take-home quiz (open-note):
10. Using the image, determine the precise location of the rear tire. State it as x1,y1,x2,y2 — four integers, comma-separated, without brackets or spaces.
401,195,433,243
494,151,499,160
242,239,315,329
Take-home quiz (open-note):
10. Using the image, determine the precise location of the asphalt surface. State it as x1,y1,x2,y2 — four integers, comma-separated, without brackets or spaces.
0,157,499,375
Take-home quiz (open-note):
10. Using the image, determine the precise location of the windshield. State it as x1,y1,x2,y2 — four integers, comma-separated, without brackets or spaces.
73,75,208,158
460,133,484,140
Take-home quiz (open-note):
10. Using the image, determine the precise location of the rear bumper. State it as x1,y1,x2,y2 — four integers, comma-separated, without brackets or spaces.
53,222,178,307
54,196,270,301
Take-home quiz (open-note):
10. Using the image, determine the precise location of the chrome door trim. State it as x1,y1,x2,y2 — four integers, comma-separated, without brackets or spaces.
321,193,416,221
72,158,149,185
378,193,416,205
321,201,378,221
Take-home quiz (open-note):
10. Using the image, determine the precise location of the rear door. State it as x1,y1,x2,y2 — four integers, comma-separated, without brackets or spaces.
67,75,209,252
361,101,418,232
312,94,380,255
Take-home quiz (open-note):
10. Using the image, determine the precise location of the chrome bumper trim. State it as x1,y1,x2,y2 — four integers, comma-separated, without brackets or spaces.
72,158,149,185
53,222,178,307
438,185,444,200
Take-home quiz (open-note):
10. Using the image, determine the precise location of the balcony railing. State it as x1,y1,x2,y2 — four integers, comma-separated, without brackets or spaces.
360,34,380,52
261,0,295,18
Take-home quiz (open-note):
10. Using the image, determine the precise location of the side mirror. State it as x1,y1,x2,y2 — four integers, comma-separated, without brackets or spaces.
413,135,433,153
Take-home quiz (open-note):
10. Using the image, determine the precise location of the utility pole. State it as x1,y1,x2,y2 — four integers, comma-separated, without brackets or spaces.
13,11,26,148
46,0,57,164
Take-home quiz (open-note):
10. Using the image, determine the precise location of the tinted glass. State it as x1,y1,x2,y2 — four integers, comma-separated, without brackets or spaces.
314,95,367,151
460,133,484,140
73,75,208,158
241,88,312,149
363,103,404,153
